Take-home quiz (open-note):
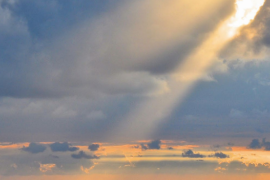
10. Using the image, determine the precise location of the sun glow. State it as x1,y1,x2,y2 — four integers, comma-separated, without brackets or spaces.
226,0,265,37
230,0,265,28
175,0,265,82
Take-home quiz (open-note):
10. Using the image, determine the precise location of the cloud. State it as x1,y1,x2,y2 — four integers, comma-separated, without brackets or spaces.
0,0,268,144
88,144,100,151
140,144,148,151
140,140,161,150
21,143,46,154
39,163,56,173
182,149,205,158
147,140,161,149
210,152,229,159
219,0,270,62
49,142,79,152
247,138,270,151
248,139,262,149
0,0,236,100
71,151,99,159
262,138,270,150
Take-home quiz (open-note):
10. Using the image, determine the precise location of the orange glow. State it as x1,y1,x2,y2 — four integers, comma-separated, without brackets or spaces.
0,143,29,149
3,174,270,180
231,146,261,151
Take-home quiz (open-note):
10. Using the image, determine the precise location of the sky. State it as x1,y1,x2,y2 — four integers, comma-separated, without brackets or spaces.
0,0,270,179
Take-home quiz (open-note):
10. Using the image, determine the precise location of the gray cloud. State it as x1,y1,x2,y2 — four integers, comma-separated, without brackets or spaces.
182,149,205,158
88,144,100,151
71,151,99,159
248,139,262,149
140,144,148,151
49,142,79,152
0,0,236,99
210,152,229,159
147,140,161,149
247,138,270,151
262,138,270,150
140,140,161,150
21,143,46,154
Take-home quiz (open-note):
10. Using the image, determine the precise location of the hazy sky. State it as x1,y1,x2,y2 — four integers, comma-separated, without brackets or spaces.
0,0,270,179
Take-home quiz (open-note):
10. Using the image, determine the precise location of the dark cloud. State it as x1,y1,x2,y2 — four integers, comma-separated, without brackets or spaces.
21,143,46,154
49,142,79,152
140,140,161,150
140,144,148,150
210,152,229,159
262,138,270,150
71,151,99,159
182,149,205,158
168,147,174,150
247,138,270,151
88,144,100,151
248,139,262,149
147,140,161,149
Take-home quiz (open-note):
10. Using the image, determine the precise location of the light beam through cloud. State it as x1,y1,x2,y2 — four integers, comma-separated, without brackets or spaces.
113,0,265,141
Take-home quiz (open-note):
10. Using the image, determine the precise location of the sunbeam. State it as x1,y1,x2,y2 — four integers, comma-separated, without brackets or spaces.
114,0,265,141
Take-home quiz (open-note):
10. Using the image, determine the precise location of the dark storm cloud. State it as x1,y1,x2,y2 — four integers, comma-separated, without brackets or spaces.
182,149,205,158
49,142,79,152
88,144,100,151
21,143,46,154
71,151,99,159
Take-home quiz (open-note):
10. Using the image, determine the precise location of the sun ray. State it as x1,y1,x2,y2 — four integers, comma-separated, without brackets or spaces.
113,0,265,141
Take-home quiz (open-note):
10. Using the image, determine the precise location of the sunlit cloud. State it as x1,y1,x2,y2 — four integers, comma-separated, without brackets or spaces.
39,163,56,173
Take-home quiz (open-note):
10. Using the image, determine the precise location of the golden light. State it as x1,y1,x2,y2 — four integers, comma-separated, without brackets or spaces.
230,0,265,28
227,0,265,37
113,0,265,140
175,0,265,82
